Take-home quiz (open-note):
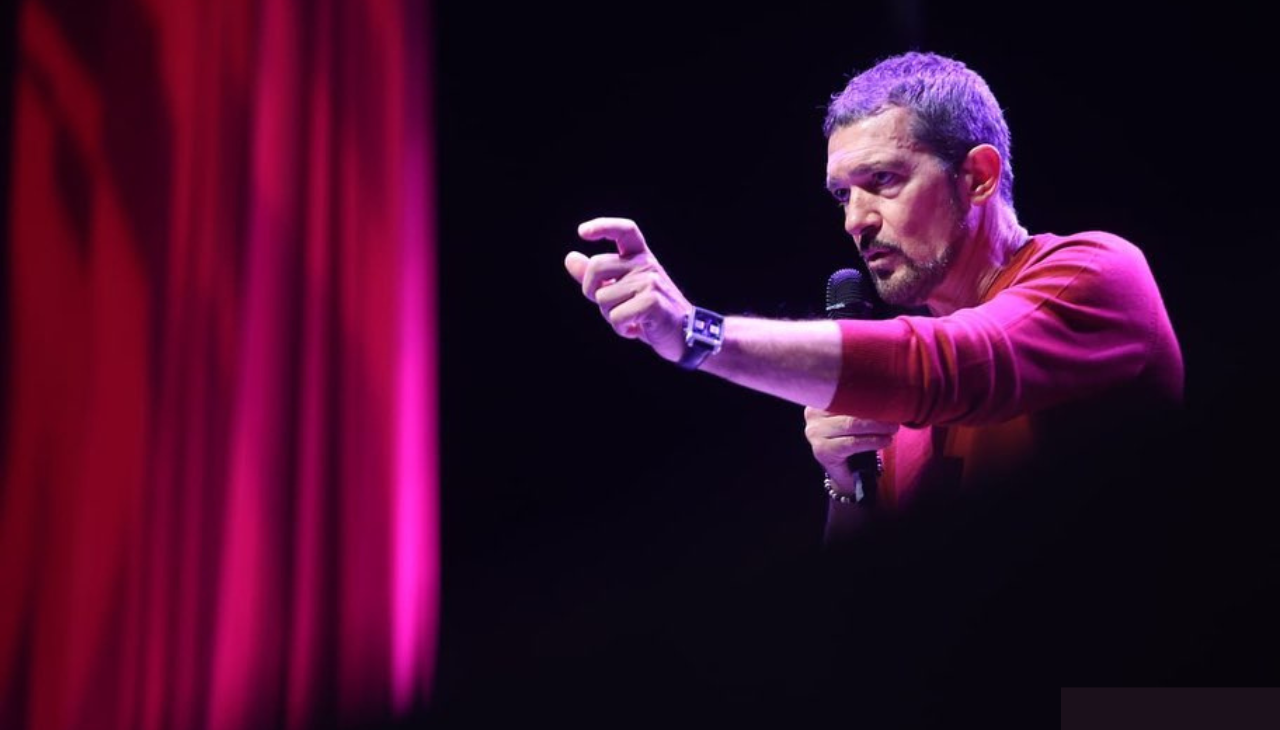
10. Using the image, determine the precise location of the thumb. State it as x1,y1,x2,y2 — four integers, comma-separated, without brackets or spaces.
564,251,589,284
824,460,856,490
578,217,649,258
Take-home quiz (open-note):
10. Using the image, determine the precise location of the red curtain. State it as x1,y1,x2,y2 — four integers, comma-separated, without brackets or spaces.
0,0,437,728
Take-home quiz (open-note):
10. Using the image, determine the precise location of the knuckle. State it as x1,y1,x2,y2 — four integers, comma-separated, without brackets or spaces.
813,440,841,460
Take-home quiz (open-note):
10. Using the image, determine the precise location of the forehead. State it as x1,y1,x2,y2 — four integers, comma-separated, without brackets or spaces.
825,107,928,176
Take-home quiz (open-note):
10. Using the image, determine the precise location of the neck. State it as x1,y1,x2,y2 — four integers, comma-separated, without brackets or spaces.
927,202,1027,315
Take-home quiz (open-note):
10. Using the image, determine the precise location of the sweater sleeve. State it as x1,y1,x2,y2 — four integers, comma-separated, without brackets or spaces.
826,233,1164,427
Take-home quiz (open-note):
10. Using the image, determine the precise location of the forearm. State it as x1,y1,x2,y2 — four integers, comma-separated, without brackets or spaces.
698,316,843,410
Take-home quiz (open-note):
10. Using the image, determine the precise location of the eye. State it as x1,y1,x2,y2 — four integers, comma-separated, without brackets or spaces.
870,171,898,188
830,188,850,205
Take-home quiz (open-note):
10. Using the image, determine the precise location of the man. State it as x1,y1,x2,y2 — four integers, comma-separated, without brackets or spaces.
563,52,1183,542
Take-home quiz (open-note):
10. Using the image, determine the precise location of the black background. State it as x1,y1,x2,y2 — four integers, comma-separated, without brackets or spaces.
429,0,1275,724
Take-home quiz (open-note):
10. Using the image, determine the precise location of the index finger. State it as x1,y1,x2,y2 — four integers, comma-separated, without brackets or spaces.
840,417,900,436
577,217,649,258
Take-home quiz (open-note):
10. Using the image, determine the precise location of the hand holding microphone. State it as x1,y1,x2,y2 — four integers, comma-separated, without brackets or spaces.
804,267,899,505
803,407,897,504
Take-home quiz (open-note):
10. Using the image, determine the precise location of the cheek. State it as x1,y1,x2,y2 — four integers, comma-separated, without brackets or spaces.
890,200,937,249
898,190,958,245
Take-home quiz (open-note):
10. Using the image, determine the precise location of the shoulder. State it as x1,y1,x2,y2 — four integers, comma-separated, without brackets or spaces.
1005,230,1161,302
1019,230,1153,277
972,229,1172,347
1023,229,1147,265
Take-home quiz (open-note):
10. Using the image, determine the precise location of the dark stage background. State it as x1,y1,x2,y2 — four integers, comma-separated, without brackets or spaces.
428,0,1274,723
1,0,1274,726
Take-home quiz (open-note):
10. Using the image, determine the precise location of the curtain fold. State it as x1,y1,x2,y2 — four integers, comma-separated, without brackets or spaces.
1,1,437,728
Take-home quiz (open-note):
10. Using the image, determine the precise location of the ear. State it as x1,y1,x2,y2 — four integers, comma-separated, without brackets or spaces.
959,144,1003,205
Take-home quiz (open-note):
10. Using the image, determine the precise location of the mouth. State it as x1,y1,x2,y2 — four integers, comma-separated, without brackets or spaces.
863,248,893,264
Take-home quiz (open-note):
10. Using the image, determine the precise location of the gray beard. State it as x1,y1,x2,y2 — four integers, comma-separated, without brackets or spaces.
865,188,971,306
873,246,953,306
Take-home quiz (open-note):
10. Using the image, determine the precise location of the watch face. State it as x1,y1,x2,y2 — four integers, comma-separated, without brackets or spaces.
685,308,724,348
691,315,718,336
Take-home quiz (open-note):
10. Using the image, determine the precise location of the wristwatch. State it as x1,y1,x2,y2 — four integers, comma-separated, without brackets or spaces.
677,306,725,371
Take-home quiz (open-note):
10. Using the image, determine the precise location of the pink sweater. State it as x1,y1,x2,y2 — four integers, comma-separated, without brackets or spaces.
825,232,1184,532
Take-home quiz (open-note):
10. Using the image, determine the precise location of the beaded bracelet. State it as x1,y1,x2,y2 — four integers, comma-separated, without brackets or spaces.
823,452,884,504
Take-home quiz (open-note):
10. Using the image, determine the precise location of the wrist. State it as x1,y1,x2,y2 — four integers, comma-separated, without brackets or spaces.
677,306,725,371
822,453,883,505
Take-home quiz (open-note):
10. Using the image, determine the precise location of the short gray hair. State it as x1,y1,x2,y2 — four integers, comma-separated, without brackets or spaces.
824,52,1014,206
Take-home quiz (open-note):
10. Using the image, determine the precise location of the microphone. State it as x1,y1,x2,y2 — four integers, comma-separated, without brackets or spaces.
824,267,892,505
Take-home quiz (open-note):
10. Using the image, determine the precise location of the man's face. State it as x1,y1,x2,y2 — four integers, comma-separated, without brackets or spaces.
825,106,969,306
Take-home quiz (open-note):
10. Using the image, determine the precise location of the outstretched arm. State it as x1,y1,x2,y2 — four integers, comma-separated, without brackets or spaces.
564,216,844,410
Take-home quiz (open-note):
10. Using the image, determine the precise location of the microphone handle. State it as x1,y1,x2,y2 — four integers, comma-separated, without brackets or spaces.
845,450,879,505
826,267,884,506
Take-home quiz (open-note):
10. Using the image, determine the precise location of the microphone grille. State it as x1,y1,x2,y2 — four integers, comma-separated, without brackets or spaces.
825,268,876,320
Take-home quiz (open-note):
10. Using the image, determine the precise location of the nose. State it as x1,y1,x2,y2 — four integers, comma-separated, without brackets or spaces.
842,189,881,242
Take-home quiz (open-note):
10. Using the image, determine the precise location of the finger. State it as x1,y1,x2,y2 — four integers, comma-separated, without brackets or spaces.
581,254,636,302
595,305,644,340
595,271,659,309
604,291,659,336
565,251,590,284
811,416,900,438
817,434,893,460
843,419,900,436
803,406,832,422
594,279,641,334
578,217,650,258
589,281,645,340
824,469,857,493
